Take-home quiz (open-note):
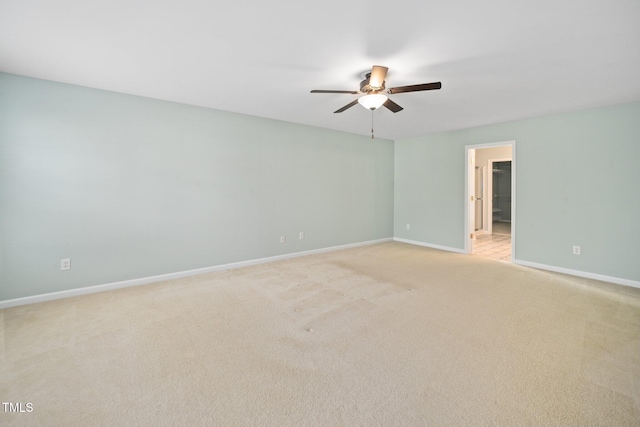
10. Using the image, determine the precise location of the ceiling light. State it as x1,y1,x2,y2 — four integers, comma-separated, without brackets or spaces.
358,94,388,110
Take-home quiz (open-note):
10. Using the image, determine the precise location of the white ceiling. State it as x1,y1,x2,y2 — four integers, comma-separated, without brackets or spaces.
1,0,639,140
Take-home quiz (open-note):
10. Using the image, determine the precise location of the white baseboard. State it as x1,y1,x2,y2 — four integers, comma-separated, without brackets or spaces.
513,259,640,290
0,238,393,309
393,237,466,254
395,237,639,290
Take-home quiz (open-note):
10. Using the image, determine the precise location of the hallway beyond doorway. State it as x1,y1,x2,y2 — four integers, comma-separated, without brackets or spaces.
473,233,511,261
465,140,515,260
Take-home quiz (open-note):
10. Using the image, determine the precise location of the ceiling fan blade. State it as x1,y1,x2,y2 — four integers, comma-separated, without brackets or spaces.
383,98,403,113
311,90,359,94
369,65,389,89
334,99,360,113
388,82,442,94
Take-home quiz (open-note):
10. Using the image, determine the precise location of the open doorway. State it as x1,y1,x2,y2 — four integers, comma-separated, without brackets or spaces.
465,141,515,261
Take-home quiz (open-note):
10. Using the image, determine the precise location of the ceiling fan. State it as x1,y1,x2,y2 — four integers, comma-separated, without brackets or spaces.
311,65,442,113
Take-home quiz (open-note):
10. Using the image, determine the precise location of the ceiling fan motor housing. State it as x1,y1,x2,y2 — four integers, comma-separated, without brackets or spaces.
360,74,385,94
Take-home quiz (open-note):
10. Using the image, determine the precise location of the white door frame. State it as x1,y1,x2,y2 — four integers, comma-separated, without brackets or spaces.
464,140,516,258
474,165,487,234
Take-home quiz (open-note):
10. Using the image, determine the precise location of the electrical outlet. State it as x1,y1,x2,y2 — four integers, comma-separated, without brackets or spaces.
406,224,411,230
60,258,71,270
299,232,304,240
280,236,286,244
572,246,581,255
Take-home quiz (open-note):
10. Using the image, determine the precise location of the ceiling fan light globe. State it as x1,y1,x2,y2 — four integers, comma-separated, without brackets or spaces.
358,94,388,110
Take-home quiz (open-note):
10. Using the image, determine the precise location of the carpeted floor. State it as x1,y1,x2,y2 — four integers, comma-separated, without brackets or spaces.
2,242,639,426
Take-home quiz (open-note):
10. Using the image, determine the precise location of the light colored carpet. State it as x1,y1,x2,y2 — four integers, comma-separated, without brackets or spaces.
2,242,639,426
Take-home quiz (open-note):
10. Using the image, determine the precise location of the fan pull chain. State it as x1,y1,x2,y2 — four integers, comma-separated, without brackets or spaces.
371,109,375,139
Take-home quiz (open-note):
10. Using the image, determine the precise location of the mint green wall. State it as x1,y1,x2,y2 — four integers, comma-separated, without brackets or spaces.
395,101,640,282
0,73,394,301
2,72,638,302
